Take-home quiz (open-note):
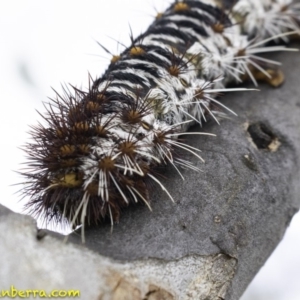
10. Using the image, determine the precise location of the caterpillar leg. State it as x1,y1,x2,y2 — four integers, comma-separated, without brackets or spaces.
251,68,285,87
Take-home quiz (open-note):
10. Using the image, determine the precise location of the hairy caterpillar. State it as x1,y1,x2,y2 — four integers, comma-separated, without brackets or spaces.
20,0,300,238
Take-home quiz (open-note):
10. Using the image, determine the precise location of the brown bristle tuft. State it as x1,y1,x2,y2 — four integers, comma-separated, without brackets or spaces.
78,144,90,154
212,23,224,34
123,110,141,124
86,101,100,112
95,125,107,137
98,156,115,172
119,141,136,156
168,65,180,77
56,129,66,138
60,144,76,156
73,122,89,132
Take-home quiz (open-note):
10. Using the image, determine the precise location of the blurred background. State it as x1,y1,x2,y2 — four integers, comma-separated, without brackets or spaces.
0,1,299,298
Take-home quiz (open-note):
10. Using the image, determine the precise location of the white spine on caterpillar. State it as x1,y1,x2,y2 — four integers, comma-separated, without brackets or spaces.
20,0,299,232
233,0,300,40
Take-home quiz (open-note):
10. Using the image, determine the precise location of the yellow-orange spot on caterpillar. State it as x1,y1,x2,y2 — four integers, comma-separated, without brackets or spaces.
119,141,136,156
99,157,115,172
57,173,83,188
111,55,120,63
173,2,189,12
168,65,180,77
212,23,224,34
60,144,75,156
156,12,163,19
78,144,90,154
73,122,89,132
129,46,145,56
86,101,100,112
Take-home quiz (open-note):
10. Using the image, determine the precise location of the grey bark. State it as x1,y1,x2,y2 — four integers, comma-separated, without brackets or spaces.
1,48,299,299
